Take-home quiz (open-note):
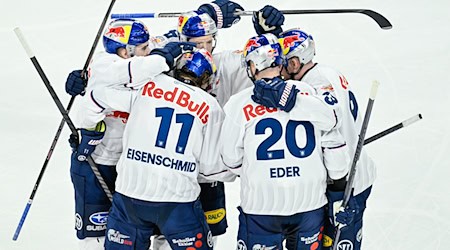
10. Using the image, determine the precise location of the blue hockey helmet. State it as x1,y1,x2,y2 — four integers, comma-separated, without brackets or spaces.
279,28,315,64
174,49,217,91
243,33,285,77
178,11,218,42
103,19,150,56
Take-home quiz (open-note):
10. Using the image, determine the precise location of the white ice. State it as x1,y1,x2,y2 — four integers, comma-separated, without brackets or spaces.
1,0,449,249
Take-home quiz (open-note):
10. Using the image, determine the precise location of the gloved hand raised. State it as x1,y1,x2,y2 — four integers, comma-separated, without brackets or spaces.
326,190,359,229
253,5,285,36
150,42,196,69
198,0,244,29
69,121,106,162
251,77,298,112
65,70,87,96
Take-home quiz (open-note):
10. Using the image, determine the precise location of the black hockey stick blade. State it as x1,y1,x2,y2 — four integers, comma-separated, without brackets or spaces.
278,9,392,29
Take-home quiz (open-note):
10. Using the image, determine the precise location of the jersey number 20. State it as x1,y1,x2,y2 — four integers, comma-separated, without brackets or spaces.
256,118,315,160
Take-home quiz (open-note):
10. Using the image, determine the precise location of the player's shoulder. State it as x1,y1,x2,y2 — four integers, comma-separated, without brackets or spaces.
288,80,316,95
227,86,253,104
311,64,346,82
213,49,243,64
91,51,121,66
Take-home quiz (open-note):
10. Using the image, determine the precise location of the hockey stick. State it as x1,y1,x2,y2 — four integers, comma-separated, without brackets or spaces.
364,114,422,145
111,9,392,29
332,81,380,250
13,7,116,238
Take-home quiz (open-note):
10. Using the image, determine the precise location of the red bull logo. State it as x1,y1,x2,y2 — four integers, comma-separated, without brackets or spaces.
266,48,279,58
178,16,185,28
106,27,125,38
244,38,261,55
281,34,305,49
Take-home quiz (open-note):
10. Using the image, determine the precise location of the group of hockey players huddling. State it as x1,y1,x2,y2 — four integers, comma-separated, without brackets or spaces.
65,1,376,249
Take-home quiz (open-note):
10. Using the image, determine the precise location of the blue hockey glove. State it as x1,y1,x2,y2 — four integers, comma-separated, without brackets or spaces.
163,29,179,40
251,77,298,112
65,70,87,96
326,190,359,229
253,5,285,36
71,121,106,162
198,0,245,29
150,42,196,69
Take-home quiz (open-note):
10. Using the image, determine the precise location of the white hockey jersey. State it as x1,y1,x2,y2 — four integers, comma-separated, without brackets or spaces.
300,64,376,195
75,47,170,166
78,70,229,203
212,50,253,106
220,81,350,216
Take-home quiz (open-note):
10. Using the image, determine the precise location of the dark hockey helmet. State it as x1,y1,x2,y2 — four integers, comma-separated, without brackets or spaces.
174,49,217,92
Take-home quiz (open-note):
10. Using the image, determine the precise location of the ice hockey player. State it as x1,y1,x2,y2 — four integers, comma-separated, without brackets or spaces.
67,18,162,250
220,33,351,250
251,7,376,250
74,45,233,250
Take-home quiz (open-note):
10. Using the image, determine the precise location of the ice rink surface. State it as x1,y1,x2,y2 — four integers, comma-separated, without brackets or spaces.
1,0,449,249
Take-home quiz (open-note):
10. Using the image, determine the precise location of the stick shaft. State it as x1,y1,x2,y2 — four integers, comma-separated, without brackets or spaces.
111,8,392,29
364,114,422,145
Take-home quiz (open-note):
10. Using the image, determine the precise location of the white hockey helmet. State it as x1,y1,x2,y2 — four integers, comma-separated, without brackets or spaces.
243,33,285,78
177,11,218,42
279,28,315,64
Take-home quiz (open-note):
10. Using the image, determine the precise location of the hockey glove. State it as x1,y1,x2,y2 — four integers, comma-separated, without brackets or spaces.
251,77,298,112
71,121,106,162
326,190,359,229
253,5,285,36
198,0,244,29
65,70,87,96
163,29,180,40
150,42,196,69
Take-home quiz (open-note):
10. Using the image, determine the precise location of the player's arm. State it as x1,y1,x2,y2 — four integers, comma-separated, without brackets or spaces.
321,129,350,181
321,129,358,228
252,78,338,130
198,102,237,182
219,100,245,176
97,54,169,89
313,83,343,128
76,86,136,129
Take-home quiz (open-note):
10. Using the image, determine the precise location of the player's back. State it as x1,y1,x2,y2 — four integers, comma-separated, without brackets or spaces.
115,73,224,203
212,50,253,107
221,85,340,216
302,64,376,194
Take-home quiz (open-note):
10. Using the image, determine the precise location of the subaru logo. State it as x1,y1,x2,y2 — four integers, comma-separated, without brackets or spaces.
89,211,108,225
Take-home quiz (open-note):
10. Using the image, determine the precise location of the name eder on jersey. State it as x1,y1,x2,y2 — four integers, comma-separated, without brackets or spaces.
127,148,196,172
